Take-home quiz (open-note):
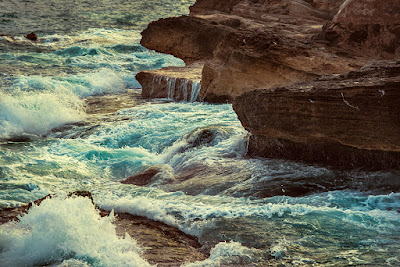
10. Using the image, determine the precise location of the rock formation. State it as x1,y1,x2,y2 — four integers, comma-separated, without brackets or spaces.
233,61,400,169
121,167,161,186
139,0,369,102
322,0,400,58
138,0,400,169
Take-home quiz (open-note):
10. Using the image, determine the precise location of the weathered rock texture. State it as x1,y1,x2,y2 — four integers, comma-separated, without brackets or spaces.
140,0,400,102
141,17,228,64
323,0,400,58
139,0,378,102
233,61,400,169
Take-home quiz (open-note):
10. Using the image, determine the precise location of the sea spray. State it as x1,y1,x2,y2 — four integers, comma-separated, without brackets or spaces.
12,68,127,98
0,89,85,139
183,241,260,266
0,194,150,267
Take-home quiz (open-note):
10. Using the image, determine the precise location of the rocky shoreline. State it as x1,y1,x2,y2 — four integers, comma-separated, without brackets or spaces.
0,192,208,266
137,0,400,169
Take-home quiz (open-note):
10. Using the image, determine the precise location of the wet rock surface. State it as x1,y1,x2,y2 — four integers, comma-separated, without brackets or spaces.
121,167,161,186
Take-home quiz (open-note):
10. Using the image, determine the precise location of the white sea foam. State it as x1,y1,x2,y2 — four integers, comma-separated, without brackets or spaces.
183,241,256,266
96,190,400,243
0,90,85,139
13,68,127,98
97,195,178,227
0,194,150,267
78,68,127,96
96,193,314,239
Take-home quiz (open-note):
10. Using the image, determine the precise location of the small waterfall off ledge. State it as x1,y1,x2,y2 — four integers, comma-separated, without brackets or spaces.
151,75,201,102
136,62,204,102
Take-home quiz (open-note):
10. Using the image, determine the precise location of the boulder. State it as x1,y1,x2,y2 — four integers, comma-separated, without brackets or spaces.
121,167,161,186
25,32,38,41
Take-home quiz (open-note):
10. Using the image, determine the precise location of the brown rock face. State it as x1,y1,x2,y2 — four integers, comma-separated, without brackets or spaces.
190,0,343,20
199,18,361,102
141,16,229,63
189,0,242,14
323,0,400,58
139,0,400,168
233,61,400,169
140,0,366,102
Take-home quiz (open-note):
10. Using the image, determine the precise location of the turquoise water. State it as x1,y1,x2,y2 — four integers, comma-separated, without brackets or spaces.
0,1,400,266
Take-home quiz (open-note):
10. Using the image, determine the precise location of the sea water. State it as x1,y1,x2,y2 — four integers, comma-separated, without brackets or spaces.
1,0,400,266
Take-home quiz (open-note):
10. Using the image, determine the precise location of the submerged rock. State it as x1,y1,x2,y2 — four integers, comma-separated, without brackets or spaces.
121,167,161,186
183,126,231,151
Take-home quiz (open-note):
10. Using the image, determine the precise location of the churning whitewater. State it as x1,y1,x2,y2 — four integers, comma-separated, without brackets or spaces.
0,0,400,266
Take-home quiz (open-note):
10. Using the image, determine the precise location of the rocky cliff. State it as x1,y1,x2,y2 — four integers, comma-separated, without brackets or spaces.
138,0,400,169
140,0,370,102
233,61,400,169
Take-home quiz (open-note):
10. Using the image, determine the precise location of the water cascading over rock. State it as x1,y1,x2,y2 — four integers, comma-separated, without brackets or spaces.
136,62,203,102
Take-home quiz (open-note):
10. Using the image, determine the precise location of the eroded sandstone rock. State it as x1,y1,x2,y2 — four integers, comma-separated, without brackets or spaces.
141,16,229,63
233,61,400,169
140,0,364,102
323,0,400,58
139,0,400,168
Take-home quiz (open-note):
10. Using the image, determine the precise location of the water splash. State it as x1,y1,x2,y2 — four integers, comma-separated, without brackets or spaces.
0,195,150,267
0,89,85,139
